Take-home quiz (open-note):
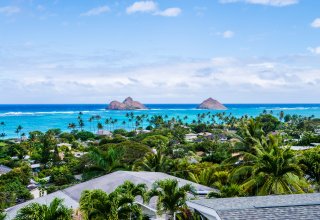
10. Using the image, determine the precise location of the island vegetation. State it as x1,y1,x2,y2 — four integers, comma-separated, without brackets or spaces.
0,110,319,219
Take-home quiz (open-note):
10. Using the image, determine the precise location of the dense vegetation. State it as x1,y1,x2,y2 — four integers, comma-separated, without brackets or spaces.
0,111,319,219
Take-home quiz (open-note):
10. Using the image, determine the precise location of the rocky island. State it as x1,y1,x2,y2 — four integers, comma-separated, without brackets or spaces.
107,97,147,110
197,98,227,110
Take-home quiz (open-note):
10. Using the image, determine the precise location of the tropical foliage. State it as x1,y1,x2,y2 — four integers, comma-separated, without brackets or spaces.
14,198,72,220
146,179,195,218
79,182,145,220
0,110,319,218
230,135,311,195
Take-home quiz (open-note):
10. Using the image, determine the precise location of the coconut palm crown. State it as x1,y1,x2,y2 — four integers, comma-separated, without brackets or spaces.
14,198,72,220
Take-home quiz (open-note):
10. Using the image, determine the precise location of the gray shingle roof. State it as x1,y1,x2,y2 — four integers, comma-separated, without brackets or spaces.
0,165,12,175
63,171,214,202
63,171,214,211
188,193,320,220
217,205,320,220
5,171,214,219
189,193,320,210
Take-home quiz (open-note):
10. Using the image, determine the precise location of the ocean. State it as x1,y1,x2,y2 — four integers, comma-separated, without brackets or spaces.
0,104,319,138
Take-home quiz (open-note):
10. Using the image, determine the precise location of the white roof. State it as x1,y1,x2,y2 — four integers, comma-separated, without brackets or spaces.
198,132,212,136
57,143,72,147
96,130,112,135
185,133,197,136
0,165,12,174
290,146,315,151
30,164,40,168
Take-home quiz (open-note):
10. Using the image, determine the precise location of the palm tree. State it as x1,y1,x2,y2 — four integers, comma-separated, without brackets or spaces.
189,168,244,198
0,212,6,220
231,135,311,196
279,111,285,121
78,119,85,131
115,181,147,199
0,121,5,136
97,122,103,133
105,118,110,131
146,179,195,220
299,147,320,185
88,116,94,132
15,125,23,139
207,183,244,198
80,189,142,220
0,133,6,140
95,115,101,128
14,198,72,220
188,167,217,187
133,149,170,172
230,118,264,155
122,120,126,129
67,123,76,132
88,147,124,174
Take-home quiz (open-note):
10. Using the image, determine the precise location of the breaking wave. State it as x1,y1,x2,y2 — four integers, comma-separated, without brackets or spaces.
0,111,96,117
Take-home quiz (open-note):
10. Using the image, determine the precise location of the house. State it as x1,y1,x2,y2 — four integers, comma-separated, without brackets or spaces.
136,129,151,134
27,184,47,199
185,133,198,142
187,193,320,220
5,171,215,219
219,134,228,142
290,146,315,151
96,130,112,137
0,164,12,176
30,164,41,173
198,132,213,138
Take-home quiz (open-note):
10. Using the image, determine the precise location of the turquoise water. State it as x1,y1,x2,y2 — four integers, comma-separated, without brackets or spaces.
0,104,319,138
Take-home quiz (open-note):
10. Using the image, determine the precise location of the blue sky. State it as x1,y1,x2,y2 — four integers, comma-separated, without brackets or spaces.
0,0,319,104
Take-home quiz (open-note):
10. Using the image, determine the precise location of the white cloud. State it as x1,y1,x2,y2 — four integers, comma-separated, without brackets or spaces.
0,6,21,16
1,45,319,103
215,30,235,39
81,6,110,16
223,30,235,38
308,47,320,55
126,1,158,14
220,0,299,7
155,8,181,17
126,1,181,17
311,18,320,28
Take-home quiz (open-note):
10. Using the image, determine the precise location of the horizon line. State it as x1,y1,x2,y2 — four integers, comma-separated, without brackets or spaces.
0,103,320,105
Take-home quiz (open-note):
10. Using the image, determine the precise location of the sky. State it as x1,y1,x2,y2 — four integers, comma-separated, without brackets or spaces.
0,0,319,104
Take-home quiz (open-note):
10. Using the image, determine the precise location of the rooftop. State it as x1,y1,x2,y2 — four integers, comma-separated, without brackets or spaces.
188,193,320,220
0,164,12,175
62,171,214,205
5,171,214,219
290,146,315,151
